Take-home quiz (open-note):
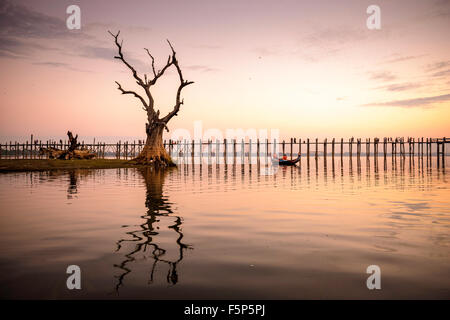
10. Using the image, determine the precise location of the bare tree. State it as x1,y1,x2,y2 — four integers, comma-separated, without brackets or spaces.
109,31,194,166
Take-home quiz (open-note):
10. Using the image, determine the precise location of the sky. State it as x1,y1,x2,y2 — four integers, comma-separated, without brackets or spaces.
0,0,449,142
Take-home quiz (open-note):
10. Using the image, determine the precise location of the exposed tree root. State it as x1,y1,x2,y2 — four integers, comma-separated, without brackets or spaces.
131,144,175,167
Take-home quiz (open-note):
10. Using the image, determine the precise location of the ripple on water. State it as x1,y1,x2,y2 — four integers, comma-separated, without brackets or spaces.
0,159,449,299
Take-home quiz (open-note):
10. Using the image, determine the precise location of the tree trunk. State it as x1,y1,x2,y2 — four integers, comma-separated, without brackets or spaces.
134,123,174,166
67,131,80,152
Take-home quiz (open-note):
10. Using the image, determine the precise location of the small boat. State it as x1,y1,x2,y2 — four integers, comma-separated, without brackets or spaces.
272,154,301,166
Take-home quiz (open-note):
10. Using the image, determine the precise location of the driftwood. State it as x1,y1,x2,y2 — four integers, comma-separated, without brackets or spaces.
39,131,96,160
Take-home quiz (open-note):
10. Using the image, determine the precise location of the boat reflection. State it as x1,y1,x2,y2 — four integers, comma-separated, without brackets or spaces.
113,167,192,291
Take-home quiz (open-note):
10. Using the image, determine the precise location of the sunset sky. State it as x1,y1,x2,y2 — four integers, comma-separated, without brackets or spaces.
0,0,449,142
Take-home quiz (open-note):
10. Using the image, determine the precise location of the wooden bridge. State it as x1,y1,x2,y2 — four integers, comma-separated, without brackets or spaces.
0,136,447,165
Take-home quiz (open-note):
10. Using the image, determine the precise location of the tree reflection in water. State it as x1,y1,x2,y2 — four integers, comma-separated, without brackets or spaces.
67,170,78,199
114,167,192,292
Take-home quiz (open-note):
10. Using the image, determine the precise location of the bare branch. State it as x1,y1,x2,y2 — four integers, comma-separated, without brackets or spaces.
109,30,145,87
161,81,194,122
161,40,194,122
110,30,156,113
144,48,157,78
145,41,179,86
162,39,194,123
110,32,193,124
147,57,174,86
115,81,148,111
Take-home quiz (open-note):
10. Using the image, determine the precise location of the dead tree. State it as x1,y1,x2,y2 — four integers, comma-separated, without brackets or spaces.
109,30,194,166
39,131,96,160
67,131,80,152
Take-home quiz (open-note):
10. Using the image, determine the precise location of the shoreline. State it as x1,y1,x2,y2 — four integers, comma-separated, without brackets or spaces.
0,159,147,172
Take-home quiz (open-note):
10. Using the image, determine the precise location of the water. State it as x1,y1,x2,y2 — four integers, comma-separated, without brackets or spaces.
0,156,449,299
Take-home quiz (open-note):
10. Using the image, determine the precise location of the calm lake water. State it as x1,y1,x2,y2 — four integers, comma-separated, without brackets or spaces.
0,156,449,299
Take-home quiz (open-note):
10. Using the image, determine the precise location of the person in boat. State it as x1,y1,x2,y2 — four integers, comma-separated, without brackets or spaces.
282,154,288,160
